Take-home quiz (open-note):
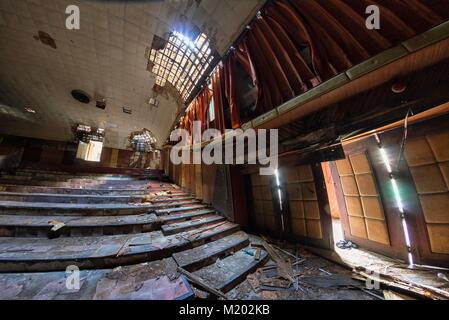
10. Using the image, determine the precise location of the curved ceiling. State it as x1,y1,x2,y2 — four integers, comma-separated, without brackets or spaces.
0,0,264,149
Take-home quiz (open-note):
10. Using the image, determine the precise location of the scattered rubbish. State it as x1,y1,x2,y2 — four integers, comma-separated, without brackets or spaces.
258,237,295,284
116,238,131,257
141,194,157,204
177,267,228,300
318,268,332,275
186,222,227,241
167,272,181,281
254,248,261,261
353,266,449,300
336,240,359,250
215,258,224,268
243,248,256,257
437,273,449,282
48,220,66,232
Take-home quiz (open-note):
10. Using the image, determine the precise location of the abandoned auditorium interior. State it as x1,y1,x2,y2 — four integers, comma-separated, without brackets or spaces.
1,0,449,305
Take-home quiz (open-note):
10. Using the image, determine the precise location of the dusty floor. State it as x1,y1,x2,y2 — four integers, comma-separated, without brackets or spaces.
332,219,449,299
226,235,377,300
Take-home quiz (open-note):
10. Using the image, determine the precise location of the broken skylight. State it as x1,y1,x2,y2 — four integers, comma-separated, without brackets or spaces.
131,129,157,152
149,32,214,101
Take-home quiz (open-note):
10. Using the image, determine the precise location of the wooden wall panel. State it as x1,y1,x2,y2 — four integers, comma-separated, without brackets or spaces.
404,130,449,254
195,164,202,199
285,165,323,240
335,153,390,246
250,173,276,233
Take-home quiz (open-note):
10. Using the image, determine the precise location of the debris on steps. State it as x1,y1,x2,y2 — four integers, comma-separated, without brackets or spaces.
0,258,194,300
178,267,228,300
173,231,249,272
162,215,226,235
192,246,269,293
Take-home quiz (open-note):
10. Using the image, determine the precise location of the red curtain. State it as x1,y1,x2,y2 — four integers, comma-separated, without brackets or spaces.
211,65,226,134
180,86,212,144
223,53,241,129
219,0,449,121
176,0,449,132
196,87,211,133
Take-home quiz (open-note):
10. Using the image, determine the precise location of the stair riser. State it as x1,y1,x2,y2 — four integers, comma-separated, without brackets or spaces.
0,186,152,195
0,223,161,238
0,195,144,204
0,226,240,273
0,208,152,216
0,201,199,216
175,239,250,273
0,180,178,190
162,217,226,236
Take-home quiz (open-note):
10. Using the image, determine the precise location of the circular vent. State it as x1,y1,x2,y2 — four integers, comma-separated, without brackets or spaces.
71,90,91,104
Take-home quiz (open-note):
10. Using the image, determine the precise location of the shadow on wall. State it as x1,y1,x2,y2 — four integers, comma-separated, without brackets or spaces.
203,164,234,222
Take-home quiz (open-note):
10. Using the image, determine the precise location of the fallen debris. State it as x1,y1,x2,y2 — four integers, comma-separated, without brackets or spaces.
254,248,261,261
258,237,295,284
116,237,131,258
336,240,359,250
141,194,156,204
185,221,228,241
353,267,449,300
177,267,228,300
438,273,449,283
48,220,65,232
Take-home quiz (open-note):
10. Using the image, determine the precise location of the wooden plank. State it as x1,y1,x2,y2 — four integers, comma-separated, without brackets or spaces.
155,205,208,216
173,231,249,272
0,184,155,195
0,213,160,237
161,209,216,223
178,267,228,300
193,247,269,293
162,215,225,235
0,258,194,300
0,222,240,272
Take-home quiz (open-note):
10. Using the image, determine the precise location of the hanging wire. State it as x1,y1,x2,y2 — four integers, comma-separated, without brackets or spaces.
395,108,414,173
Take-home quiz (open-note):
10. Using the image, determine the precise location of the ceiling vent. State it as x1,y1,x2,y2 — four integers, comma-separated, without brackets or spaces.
94,93,106,110
147,97,160,109
71,90,91,104
123,107,132,114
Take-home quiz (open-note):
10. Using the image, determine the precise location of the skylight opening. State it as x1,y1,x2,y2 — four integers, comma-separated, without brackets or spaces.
24,107,36,114
149,31,214,101
131,129,157,152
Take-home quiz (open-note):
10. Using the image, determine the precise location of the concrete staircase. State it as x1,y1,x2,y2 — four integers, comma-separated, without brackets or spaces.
0,169,267,300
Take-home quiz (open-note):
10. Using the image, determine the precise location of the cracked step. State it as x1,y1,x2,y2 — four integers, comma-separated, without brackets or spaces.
0,213,160,237
162,215,225,235
173,231,250,272
193,246,269,293
0,221,240,272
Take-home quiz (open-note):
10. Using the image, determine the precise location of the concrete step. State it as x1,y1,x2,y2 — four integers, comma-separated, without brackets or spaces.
0,221,240,272
161,209,217,223
0,191,196,204
193,246,269,293
155,205,208,216
173,231,249,272
0,184,179,196
0,258,194,300
0,179,172,190
0,213,160,237
162,215,225,235
0,192,147,204
0,199,200,216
